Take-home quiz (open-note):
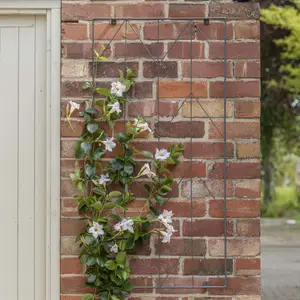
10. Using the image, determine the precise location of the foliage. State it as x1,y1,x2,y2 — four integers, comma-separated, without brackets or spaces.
68,50,184,300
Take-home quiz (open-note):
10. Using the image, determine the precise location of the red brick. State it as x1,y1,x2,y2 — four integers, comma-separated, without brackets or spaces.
61,218,85,236
210,81,260,98
167,42,205,59
208,277,261,295
209,162,260,179
163,200,206,217
62,3,112,21
93,61,139,78
167,161,206,178
183,219,234,237
61,120,84,138
235,22,260,39
169,4,206,18
208,239,261,257
62,23,87,40
236,258,261,276
209,121,260,139
209,200,260,218
61,296,82,300
209,3,260,20
182,61,233,78
159,81,208,98
235,179,260,198
209,42,260,59
185,142,234,159
154,238,206,256
91,23,141,40
237,143,260,158
61,198,78,218
196,22,234,40
114,42,163,59
181,179,234,198
143,61,178,78
63,42,111,59
115,3,164,18
235,61,260,78
235,100,261,118
131,81,153,99
130,277,153,294
155,121,205,138
61,276,93,294
128,100,178,117
144,22,174,40
183,258,233,275
61,258,83,274
236,219,261,237
130,258,179,275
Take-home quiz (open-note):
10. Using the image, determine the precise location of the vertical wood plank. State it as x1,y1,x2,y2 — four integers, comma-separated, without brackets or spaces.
0,27,19,300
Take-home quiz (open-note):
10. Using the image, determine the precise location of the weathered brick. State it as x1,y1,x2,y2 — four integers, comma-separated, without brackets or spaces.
209,3,260,20
155,121,205,138
61,237,80,255
181,179,234,198
62,3,112,21
63,42,111,59
183,219,234,237
237,143,260,158
235,100,261,118
144,22,175,40
169,4,206,18
61,258,83,274
163,200,206,217
181,100,232,118
61,159,84,178
182,61,233,78
130,277,153,293
208,239,261,257
235,258,261,276
114,42,163,59
209,42,260,59
235,61,261,78
209,121,260,139
143,61,178,78
209,162,260,179
167,42,205,59
61,276,93,294
131,82,153,99
208,277,261,295
167,161,206,178
130,258,179,275
235,179,260,198
61,179,83,197
209,200,260,218
92,61,139,78
115,3,164,18
61,296,82,300
196,22,234,40
62,61,87,78
236,219,261,237
154,238,206,256
61,218,85,236
91,23,141,40
61,198,78,218
210,81,260,98
159,81,208,98
62,23,87,40
183,258,233,275
235,22,260,39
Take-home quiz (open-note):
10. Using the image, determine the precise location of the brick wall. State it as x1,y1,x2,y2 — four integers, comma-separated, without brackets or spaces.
61,1,261,299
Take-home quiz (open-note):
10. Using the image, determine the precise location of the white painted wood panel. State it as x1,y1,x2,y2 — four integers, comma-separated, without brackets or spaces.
0,15,47,299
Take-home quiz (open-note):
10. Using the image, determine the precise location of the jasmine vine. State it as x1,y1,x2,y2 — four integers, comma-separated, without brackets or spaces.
69,49,184,300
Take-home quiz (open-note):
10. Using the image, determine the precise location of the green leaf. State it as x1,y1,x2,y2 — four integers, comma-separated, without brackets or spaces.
86,257,97,266
81,142,92,154
140,151,153,158
109,191,122,197
119,69,124,81
116,251,126,264
166,157,176,165
124,163,134,175
112,159,124,171
87,274,96,283
105,260,116,270
82,82,91,90
121,270,130,280
111,296,120,300
84,235,95,245
96,88,110,97
92,147,105,160
86,107,99,115
82,294,94,300
122,281,133,291
87,123,99,133
99,292,108,300
91,201,102,210
116,132,130,144
74,141,85,159
103,202,115,209
85,164,96,177
92,187,105,196
155,195,165,204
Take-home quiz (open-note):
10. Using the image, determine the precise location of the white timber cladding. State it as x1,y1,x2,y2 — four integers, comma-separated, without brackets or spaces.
0,1,60,299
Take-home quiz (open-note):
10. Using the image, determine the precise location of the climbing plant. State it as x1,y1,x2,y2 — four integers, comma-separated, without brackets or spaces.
68,49,184,300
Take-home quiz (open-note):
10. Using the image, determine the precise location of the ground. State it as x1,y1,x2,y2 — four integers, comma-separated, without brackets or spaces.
262,219,300,300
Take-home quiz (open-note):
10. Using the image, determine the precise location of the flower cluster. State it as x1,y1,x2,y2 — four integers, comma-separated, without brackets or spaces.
69,62,184,300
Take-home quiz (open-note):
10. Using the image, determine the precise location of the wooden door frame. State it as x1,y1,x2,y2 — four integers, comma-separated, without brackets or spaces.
0,1,61,299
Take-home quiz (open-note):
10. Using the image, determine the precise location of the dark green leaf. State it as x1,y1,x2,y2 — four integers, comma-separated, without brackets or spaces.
92,147,105,160
81,142,92,154
155,195,165,204
86,107,99,115
87,274,96,283
122,281,133,291
105,260,116,270
87,123,99,133
116,251,126,264
124,163,134,175
92,187,105,196
116,132,130,144
112,159,124,171
75,141,85,159
85,164,96,177
91,201,102,210
86,257,97,266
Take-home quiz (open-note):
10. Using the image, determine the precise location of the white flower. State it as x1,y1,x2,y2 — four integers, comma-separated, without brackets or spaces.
158,210,173,225
133,118,152,133
68,101,80,115
88,221,104,239
111,81,126,97
114,218,134,233
155,148,170,161
165,224,176,235
138,163,156,179
108,101,122,114
110,243,119,253
103,137,116,152
99,174,111,185
160,231,172,243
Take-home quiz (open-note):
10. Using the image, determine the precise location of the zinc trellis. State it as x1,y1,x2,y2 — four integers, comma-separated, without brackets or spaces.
91,17,229,290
